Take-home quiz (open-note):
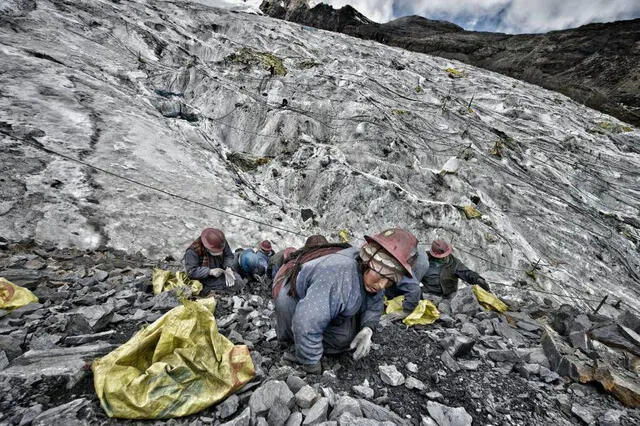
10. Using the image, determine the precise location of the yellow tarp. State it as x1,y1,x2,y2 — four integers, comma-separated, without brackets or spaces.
0,278,38,310
473,285,508,312
92,298,255,419
385,295,440,326
152,269,202,296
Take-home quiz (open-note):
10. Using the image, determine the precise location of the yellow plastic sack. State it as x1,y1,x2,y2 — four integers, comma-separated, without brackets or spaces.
385,295,440,326
472,285,508,312
0,278,39,310
92,298,255,419
152,268,202,296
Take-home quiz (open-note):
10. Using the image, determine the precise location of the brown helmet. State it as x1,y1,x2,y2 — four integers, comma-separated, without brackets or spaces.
304,234,328,248
430,239,453,258
364,228,418,277
259,240,272,253
201,228,225,255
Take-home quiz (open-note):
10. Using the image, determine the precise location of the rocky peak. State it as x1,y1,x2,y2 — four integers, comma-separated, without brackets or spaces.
260,3,640,126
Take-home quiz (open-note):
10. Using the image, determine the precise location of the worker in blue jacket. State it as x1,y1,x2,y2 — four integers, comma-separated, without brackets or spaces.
275,228,418,374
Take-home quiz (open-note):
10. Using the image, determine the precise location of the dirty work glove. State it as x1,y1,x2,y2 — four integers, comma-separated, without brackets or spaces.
209,268,224,277
349,326,373,360
477,277,491,292
224,267,235,287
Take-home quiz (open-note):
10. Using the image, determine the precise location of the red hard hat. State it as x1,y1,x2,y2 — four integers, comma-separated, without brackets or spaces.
201,228,225,255
259,240,272,252
364,228,418,277
430,239,453,258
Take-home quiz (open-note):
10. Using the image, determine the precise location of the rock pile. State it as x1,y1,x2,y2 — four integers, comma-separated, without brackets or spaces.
1,238,640,425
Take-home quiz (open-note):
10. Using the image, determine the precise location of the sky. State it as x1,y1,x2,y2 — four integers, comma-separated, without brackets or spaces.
307,0,640,33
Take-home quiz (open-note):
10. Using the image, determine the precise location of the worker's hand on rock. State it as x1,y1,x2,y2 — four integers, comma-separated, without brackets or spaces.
349,326,373,360
302,363,322,375
477,277,491,292
209,268,224,277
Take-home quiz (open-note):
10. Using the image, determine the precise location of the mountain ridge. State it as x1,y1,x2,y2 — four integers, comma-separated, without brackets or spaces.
260,0,640,126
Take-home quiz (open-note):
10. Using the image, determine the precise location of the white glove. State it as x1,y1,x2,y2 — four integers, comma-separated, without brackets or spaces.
224,267,235,287
209,268,224,277
349,327,373,360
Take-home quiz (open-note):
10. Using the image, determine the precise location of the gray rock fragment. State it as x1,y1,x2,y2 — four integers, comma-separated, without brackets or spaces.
406,362,418,373
287,375,307,394
352,384,374,399
571,404,595,425
63,330,116,345
303,397,329,425
249,380,294,416
71,300,116,331
296,385,319,409
286,412,304,426
269,401,292,426
450,287,481,316
599,409,625,426
93,269,109,282
329,396,362,420
440,351,460,372
0,350,8,369
220,407,251,426
405,376,427,390
32,398,90,426
379,364,405,386
358,399,406,424
0,342,116,388
19,403,43,426
217,394,239,419
426,401,472,426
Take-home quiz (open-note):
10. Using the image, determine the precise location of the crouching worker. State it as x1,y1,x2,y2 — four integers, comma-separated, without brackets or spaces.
233,248,268,282
183,228,242,295
424,239,490,296
275,228,418,374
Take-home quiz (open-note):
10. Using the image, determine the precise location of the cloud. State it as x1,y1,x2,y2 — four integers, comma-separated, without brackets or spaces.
311,0,640,33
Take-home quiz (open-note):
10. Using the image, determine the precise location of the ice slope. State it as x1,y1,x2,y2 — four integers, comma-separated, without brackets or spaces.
0,0,638,312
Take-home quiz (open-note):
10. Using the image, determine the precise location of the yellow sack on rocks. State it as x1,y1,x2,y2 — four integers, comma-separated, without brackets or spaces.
152,268,202,296
92,298,255,419
385,295,440,326
473,285,508,312
0,278,38,310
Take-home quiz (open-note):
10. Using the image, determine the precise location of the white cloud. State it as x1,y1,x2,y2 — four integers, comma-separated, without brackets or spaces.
312,0,640,33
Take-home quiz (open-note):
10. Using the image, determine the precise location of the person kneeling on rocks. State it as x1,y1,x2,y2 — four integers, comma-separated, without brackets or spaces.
233,247,268,282
183,228,242,295
423,239,490,297
274,228,418,374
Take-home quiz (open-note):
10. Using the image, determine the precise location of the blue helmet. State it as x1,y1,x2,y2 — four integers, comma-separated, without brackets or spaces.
240,249,267,275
